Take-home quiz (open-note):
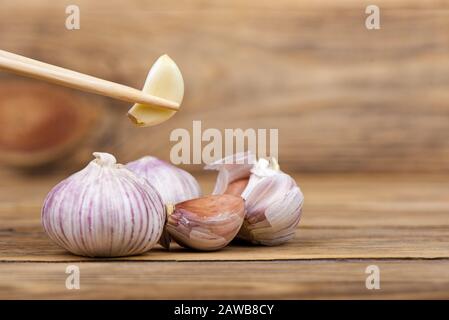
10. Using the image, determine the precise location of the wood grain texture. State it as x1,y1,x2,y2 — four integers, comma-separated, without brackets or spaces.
0,81,105,167
1,260,449,299
1,1,449,172
1,171,449,298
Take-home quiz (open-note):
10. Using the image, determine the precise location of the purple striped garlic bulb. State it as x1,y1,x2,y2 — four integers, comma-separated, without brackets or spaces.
126,156,202,248
205,152,304,246
126,156,201,204
42,152,165,257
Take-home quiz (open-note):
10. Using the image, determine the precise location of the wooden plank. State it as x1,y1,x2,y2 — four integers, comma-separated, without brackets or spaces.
1,173,448,261
0,1,449,172
0,260,448,299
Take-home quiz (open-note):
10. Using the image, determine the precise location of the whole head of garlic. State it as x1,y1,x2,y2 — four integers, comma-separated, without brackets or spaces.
205,153,304,246
42,152,165,257
166,194,246,251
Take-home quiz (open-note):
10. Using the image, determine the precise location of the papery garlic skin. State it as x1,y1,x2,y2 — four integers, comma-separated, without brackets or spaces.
206,154,304,246
166,194,245,251
42,152,165,257
126,156,201,205
204,151,256,195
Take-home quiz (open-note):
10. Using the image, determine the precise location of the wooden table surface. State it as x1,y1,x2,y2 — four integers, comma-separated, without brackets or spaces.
0,170,448,299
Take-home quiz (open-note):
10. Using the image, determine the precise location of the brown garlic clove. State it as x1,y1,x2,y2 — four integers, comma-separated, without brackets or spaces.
165,194,245,251
224,178,249,196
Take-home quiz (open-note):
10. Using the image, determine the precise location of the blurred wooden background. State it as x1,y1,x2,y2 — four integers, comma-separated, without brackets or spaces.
1,0,449,300
1,0,449,173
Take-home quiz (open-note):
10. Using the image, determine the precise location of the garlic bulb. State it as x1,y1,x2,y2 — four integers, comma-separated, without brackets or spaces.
126,156,201,205
126,156,201,249
42,152,165,257
205,153,304,246
166,194,245,251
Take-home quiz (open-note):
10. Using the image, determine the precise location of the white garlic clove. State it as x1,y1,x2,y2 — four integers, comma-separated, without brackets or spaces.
126,156,202,249
205,154,304,246
165,194,246,251
127,54,184,127
42,152,165,257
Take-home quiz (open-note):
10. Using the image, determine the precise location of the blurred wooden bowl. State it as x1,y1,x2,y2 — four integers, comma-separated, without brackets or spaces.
0,81,100,167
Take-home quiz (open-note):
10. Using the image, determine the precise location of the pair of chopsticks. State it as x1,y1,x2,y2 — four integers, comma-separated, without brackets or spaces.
0,49,179,112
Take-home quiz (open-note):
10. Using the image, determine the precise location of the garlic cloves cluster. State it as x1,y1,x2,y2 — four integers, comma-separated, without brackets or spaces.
42,152,165,257
42,150,303,257
206,152,304,246
165,194,246,251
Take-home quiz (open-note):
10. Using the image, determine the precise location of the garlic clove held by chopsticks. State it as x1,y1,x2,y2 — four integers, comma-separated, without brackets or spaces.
205,154,304,246
165,194,246,251
41,152,165,257
128,54,184,127
126,156,202,249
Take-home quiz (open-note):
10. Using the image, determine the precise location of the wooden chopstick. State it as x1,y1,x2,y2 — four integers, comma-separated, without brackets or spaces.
0,50,180,111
